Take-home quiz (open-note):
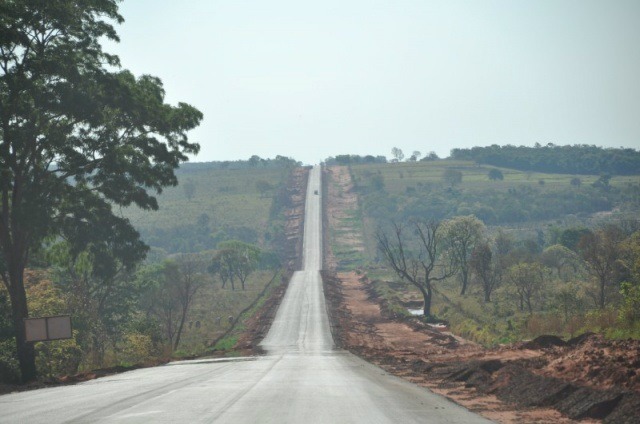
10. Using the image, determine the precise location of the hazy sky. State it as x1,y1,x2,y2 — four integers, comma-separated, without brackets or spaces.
106,0,640,164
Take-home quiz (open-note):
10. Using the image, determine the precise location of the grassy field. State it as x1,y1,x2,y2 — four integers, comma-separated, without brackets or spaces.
347,159,640,240
121,164,289,235
349,160,639,194
119,163,293,357
174,269,282,355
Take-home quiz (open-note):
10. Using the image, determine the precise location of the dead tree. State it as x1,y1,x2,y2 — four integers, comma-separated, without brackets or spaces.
377,220,457,317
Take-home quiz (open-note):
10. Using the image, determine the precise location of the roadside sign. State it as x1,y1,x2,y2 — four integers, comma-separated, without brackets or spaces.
24,315,72,342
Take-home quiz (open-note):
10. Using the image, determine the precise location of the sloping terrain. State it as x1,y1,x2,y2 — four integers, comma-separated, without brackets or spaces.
322,164,640,423
322,271,640,423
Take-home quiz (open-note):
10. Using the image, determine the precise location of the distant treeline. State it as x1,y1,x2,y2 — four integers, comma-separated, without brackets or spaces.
179,155,301,172
450,144,640,175
325,154,388,165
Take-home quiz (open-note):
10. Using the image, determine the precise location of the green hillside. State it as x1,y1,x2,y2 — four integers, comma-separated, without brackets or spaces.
120,162,294,255
328,159,640,346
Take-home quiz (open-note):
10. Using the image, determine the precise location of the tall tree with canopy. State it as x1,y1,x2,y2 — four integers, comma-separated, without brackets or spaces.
469,241,501,302
209,241,261,291
506,263,546,315
442,215,485,295
0,1,202,381
578,225,626,309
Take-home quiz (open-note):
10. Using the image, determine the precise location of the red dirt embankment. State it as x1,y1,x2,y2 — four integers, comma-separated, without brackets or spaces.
322,271,640,424
321,165,640,423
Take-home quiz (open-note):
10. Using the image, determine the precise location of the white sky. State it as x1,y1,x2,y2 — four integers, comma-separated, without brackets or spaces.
106,0,640,165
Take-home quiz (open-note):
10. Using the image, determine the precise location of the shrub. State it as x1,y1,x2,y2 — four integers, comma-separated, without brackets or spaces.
35,334,83,378
120,333,155,365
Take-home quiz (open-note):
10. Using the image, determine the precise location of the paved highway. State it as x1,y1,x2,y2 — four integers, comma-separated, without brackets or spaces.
1,166,491,423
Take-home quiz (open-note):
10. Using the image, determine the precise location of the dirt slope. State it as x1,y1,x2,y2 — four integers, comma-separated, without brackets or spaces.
323,271,640,423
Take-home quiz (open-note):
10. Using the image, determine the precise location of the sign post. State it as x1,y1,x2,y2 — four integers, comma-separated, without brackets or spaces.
24,315,72,342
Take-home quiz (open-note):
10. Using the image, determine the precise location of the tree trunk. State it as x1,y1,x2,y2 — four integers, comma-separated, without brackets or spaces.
519,295,524,311
599,277,606,309
173,304,188,351
420,286,432,317
91,333,105,367
484,288,491,303
460,269,468,295
8,266,37,382
526,298,533,315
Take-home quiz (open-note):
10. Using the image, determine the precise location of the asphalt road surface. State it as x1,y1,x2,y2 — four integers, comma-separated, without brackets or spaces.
1,166,491,423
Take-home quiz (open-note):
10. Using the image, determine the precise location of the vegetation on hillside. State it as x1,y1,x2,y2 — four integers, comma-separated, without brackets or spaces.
123,157,299,255
0,157,297,383
350,160,639,227
334,156,640,346
451,144,640,175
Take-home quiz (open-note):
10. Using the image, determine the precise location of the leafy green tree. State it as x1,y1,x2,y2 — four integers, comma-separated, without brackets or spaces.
248,155,261,167
592,174,612,191
620,231,640,285
391,147,405,162
48,240,144,367
420,151,439,161
215,241,261,290
442,215,485,295
619,282,640,327
553,282,584,326
469,241,501,302
487,169,504,181
20,272,83,377
0,2,202,381
494,229,514,256
578,225,626,309
210,248,237,290
506,263,547,315
540,244,581,281
559,227,592,251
